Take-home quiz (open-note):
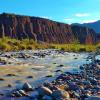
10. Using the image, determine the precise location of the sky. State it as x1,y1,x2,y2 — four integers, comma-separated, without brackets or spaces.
0,0,100,24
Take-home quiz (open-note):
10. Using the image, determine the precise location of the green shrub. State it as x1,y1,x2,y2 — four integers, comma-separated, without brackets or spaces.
0,43,11,51
26,45,34,50
18,44,26,50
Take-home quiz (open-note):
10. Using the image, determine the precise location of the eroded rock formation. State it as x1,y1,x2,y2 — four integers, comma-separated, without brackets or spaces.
0,13,99,44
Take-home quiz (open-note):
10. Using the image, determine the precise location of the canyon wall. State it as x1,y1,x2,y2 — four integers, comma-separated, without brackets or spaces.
0,13,99,44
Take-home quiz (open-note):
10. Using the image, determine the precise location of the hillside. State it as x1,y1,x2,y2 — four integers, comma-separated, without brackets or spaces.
0,13,99,44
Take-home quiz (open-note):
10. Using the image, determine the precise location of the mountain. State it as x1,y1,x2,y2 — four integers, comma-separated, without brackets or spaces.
72,20,100,33
0,13,99,44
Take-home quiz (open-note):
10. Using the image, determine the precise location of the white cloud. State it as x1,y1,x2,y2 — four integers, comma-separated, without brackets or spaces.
80,19,98,23
75,13,90,17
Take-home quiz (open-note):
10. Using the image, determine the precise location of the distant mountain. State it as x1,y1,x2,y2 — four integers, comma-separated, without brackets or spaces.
72,20,100,33
0,13,99,44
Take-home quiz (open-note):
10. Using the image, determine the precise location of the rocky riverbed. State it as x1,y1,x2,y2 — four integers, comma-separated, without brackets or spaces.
0,49,100,100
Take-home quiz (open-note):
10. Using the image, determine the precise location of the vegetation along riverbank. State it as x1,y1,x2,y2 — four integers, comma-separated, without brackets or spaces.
0,37,100,52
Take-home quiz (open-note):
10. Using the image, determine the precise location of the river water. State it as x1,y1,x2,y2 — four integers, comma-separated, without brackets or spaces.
0,49,96,93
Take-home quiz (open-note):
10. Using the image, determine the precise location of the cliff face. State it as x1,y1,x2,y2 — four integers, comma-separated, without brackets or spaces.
0,13,98,44
96,34,100,43
71,26,97,44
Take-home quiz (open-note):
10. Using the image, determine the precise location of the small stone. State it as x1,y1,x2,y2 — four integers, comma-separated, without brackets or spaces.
0,78,5,81
73,92,80,98
43,95,53,100
52,90,70,99
55,70,62,72
18,90,29,96
37,86,52,96
57,64,64,67
82,80,91,85
22,82,33,91
74,58,78,59
6,73,16,77
69,82,79,91
27,76,33,78
90,78,97,85
7,84,12,88
46,74,54,78
14,91,22,97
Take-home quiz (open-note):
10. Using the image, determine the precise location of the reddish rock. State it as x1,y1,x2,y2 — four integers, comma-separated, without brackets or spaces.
0,13,99,44
71,25,96,44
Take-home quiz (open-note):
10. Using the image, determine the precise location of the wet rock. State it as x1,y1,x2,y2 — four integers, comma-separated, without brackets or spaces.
74,57,78,59
44,83,59,91
58,85,68,91
55,70,62,72
7,84,12,88
30,91,39,99
46,74,54,78
0,57,7,64
0,78,5,81
18,90,29,96
22,82,33,91
53,63,56,64
80,66,84,70
72,92,80,98
8,91,23,97
52,90,70,99
27,76,33,78
14,91,23,97
89,78,97,85
57,64,64,67
93,85,100,92
85,96,100,100
43,95,53,100
82,80,91,85
68,82,79,91
37,86,52,96
6,73,17,77
0,93,4,96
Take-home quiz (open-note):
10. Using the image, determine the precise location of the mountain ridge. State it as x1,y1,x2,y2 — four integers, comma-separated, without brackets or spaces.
72,20,100,34
0,13,99,44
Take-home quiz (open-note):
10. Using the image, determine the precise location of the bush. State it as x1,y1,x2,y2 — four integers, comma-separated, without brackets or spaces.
18,44,26,50
0,43,11,51
26,45,34,50
79,48,86,52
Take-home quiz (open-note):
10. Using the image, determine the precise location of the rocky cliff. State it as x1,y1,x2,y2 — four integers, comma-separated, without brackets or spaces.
0,13,99,44
71,25,97,44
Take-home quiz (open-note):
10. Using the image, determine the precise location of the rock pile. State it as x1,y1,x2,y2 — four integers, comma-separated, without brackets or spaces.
3,59,100,100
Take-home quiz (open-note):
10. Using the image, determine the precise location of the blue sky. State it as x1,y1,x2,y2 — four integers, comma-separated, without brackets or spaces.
0,0,100,24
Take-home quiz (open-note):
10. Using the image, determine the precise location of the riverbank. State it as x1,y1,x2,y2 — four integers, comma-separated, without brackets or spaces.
0,49,100,100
